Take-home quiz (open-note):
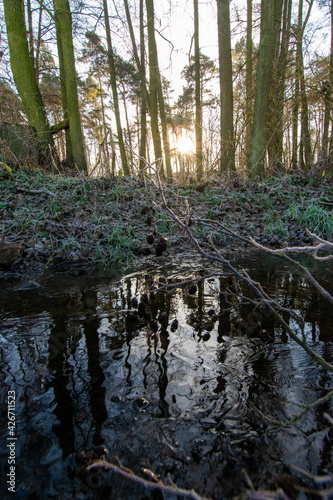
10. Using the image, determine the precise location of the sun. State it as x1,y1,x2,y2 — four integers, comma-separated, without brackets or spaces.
176,135,194,155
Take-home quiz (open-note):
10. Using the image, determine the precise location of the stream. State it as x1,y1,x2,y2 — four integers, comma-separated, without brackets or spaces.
0,251,332,499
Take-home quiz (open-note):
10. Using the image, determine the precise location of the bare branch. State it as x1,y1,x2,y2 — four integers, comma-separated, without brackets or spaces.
86,460,212,500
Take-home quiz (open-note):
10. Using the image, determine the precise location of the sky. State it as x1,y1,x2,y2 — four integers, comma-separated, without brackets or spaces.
112,0,331,102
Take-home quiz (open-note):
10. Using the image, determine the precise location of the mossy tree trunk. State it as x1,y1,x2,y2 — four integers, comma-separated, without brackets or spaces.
217,0,235,175
4,0,55,160
53,0,87,173
248,0,277,178
245,0,253,164
146,0,164,178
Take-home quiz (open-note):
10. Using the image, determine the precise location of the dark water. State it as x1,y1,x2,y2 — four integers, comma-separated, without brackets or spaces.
0,252,332,499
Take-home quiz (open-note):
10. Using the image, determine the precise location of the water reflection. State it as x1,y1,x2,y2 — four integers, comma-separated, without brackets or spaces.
0,253,332,499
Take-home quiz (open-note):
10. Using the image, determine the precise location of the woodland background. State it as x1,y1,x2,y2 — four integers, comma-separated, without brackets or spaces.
0,0,333,181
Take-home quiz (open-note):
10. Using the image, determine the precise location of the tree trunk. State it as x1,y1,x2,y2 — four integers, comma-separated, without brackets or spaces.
53,0,87,173
292,0,313,170
103,0,129,175
123,0,150,108
248,0,277,178
4,0,54,159
55,26,74,166
139,0,147,177
300,53,312,169
145,0,172,178
322,0,333,159
245,0,253,163
26,0,35,71
217,0,235,174
146,0,164,177
35,0,44,81
194,0,203,181
268,0,292,167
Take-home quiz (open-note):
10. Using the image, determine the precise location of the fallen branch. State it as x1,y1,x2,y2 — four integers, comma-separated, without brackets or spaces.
86,459,211,500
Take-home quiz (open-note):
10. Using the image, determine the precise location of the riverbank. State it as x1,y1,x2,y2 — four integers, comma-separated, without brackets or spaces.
1,166,333,275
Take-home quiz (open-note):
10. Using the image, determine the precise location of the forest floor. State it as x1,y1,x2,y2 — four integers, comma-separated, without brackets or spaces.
1,165,333,275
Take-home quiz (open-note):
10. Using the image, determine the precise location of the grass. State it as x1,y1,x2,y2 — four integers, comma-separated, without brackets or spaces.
286,200,333,237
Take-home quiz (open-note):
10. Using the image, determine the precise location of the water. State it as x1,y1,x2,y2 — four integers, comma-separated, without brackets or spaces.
0,251,332,499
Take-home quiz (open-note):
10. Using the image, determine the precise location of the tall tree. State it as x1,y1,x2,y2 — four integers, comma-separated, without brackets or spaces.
194,0,203,180
53,0,87,172
146,0,172,178
322,0,333,158
103,0,129,175
3,0,55,159
123,0,148,176
248,0,277,178
139,0,147,176
245,0,253,162
292,0,313,170
217,0,235,174
267,0,292,168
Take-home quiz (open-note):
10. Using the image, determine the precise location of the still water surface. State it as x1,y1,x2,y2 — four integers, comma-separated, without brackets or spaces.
0,252,332,499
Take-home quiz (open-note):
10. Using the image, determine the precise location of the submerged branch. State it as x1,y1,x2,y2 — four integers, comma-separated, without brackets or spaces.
86,460,211,500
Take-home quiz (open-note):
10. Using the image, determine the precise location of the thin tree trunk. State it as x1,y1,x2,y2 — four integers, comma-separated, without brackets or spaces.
248,0,277,178
268,0,292,167
217,0,235,174
35,0,44,81
292,0,313,170
194,0,203,181
146,0,164,177
245,0,253,163
145,0,172,178
98,69,110,174
55,25,73,166
139,0,147,178
300,52,312,169
103,0,129,175
322,0,333,159
123,0,150,108
53,0,87,173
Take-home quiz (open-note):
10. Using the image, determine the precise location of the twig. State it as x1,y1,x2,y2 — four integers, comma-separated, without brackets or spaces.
147,163,333,373
249,237,333,304
15,185,57,197
86,460,212,500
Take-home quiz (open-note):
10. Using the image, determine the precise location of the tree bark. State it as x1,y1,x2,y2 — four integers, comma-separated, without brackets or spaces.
139,0,147,177
248,0,277,178
103,0,129,175
194,0,203,181
53,0,87,173
217,0,235,174
145,0,172,178
4,0,54,159
267,0,292,168
292,0,313,171
245,0,253,163
322,0,333,159
26,0,35,71
146,0,164,177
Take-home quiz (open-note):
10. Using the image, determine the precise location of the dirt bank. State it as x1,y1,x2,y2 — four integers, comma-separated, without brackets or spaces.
1,166,333,275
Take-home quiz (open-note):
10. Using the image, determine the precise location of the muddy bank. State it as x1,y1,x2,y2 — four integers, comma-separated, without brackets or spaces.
1,167,333,276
